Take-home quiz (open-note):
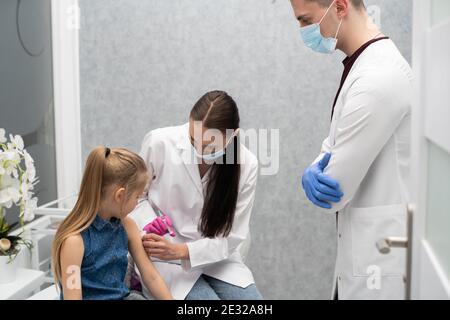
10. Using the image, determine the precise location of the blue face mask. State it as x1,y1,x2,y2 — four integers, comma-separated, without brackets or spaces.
195,148,226,161
299,0,343,54
193,129,240,161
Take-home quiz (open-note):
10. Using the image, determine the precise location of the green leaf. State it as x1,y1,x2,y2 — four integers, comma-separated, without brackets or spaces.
7,235,21,243
0,219,8,233
0,219,11,238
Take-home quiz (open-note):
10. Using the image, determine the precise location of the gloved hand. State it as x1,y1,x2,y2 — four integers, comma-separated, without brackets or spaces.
143,216,175,237
302,153,343,209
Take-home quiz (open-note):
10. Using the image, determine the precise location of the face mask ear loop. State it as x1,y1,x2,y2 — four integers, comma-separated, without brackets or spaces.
233,128,240,140
335,19,343,39
225,128,240,149
319,0,337,25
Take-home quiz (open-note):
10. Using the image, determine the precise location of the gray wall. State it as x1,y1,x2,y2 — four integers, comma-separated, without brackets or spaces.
79,0,412,299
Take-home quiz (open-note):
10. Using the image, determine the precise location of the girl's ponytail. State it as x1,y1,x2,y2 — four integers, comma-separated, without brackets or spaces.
52,147,113,287
76,146,109,222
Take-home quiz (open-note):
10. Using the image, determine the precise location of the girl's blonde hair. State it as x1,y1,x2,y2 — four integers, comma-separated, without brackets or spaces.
51,146,148,286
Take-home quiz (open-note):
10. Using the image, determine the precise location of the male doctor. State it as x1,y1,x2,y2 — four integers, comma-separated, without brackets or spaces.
290,0,413,299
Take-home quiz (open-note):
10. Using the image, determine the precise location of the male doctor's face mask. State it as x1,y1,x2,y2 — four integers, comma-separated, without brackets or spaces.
299,0,343,54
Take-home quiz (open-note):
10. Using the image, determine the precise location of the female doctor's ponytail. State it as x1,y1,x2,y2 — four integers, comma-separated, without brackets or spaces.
190,91,241,238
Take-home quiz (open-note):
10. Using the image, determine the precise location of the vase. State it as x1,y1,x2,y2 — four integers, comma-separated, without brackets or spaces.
0,251,20,284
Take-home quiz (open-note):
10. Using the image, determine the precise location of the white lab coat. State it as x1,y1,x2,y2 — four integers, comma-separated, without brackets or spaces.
129,123,258,300
313,39,413,300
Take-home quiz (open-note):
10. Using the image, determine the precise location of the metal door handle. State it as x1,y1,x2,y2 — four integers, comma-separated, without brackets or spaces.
376,237,408,254
375,204,414,300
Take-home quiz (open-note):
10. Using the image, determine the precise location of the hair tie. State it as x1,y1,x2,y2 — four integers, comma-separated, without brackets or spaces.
105,147,111,157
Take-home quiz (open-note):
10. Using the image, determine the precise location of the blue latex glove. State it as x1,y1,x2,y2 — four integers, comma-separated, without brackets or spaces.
302,153,343,209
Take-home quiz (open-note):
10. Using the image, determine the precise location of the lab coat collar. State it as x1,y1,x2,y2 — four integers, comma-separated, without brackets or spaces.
175,123,192,150
175,123,205,197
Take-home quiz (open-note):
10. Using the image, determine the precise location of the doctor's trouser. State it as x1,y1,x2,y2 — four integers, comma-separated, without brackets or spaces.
185,275,263,300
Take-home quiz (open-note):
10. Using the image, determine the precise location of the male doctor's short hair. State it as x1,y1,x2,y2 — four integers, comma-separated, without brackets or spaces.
306,0,365,10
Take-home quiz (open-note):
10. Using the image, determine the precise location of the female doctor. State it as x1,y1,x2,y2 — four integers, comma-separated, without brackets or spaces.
129,91,263,300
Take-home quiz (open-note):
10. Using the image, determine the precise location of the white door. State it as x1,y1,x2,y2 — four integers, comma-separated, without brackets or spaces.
410,0,450,300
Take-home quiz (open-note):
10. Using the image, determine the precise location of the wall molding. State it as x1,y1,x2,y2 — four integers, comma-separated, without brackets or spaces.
51,0,81,202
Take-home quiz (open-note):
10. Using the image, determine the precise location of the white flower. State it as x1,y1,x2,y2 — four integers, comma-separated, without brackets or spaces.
0,190,13,208
0,129,39,224
0,150,18,162
20,181,29,196
0,188,19,208
0,175,21,208
1,150,21,169
0,157,5,175
1,149,21,179
23,197,37,222
23,150,36,181
8,134,24,151
0,128,6,144
23,149,34,169
5,164,19,179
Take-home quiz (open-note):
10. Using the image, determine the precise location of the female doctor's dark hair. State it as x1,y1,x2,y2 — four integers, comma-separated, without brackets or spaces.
190,90,241,238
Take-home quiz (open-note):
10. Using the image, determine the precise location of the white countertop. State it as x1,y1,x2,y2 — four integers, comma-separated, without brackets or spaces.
0,268,45,300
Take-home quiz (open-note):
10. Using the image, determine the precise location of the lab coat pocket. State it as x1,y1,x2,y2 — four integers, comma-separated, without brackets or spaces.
350,204,407,277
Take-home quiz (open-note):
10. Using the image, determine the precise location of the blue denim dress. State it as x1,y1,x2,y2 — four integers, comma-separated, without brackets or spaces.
60,214,130,300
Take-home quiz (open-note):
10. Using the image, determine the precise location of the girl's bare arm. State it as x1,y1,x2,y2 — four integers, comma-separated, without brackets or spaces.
123,217,173,300
60,234,84,300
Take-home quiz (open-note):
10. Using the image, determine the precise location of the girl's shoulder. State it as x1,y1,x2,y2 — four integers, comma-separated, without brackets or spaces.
61,234,84,257
63,233,83,246
122,217,139,236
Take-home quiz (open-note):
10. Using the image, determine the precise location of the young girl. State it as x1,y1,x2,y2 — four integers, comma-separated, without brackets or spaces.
52,147,173,300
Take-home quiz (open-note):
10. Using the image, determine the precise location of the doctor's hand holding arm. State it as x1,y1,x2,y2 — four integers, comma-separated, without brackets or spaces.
142,233,189,261
302,152,343,209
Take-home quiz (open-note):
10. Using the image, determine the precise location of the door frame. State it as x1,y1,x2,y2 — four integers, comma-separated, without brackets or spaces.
51,0,82,201
411,0,450,299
